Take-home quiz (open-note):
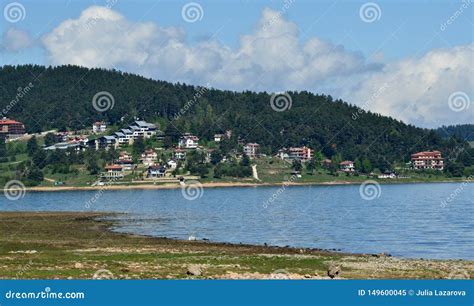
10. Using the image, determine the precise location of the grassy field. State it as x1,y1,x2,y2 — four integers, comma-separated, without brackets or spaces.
0,212,472,280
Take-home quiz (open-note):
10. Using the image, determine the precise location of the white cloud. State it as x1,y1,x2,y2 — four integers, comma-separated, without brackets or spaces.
346,44,474,127
40,5,473,127
1,28,33,52
41,6,374,91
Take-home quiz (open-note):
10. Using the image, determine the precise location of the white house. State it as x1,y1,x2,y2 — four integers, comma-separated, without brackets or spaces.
174,148,186,160
101,165,124,179
113,132,129,146
92,121,107,134
178,134,199,149
141,149,158,166
117,128,134,144
147,165,166,178
118,151,132,161
167,160,178,169
378,172,396,179
214,134,224,142
339,161,355,172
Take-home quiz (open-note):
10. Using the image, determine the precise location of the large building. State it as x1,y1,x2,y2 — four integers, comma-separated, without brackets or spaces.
278,146,312,161
129,121,157,139
0,118,25,139
101,165,124,179
243,143,260,158
411,151,444,170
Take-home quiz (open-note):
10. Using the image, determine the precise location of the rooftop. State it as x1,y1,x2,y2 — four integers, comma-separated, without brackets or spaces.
105,165,123,170
340,161,354,165
0,119,22,125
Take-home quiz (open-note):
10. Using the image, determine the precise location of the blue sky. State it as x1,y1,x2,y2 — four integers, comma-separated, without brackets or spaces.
1,0,473,127
2,0,472,63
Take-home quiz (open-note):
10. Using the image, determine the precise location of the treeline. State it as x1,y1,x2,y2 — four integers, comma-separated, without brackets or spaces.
436,124,474,141
0,65,471,173
0,135,115,186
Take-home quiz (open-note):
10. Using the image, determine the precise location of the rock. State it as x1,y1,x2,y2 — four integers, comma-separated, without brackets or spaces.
327,265,341,279
304,274,312,279
74,263,83,269
186,265,203,276
67,276,73,280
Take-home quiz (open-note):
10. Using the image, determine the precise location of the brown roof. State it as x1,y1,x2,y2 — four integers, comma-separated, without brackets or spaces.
105,165,123,170
411,151,442,158
339,160,353,165
0,119,22,125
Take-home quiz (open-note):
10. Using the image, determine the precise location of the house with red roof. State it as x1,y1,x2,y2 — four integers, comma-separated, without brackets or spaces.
411,151,444,170
101,164,124,179
339,160,355,172
0,118,25,139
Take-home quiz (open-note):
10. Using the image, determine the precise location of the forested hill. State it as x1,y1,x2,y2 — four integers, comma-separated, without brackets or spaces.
0,65,468,167
436,124,474,141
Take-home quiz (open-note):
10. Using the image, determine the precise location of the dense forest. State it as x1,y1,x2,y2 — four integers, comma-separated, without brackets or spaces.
436,124,474,141
0,65,471,171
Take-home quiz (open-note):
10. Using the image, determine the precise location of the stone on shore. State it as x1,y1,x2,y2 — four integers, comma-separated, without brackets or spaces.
327,265,341,279
186,264,203,276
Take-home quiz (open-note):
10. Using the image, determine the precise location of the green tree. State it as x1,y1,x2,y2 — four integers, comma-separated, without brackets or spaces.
240,154,250,167
292,159,302,172
195,164,210,178
26,165,44,186
313,151,324,168
306,159,316,174
133,137,145,155
85,155,100,175
354,158,362,172
446,162,464,177
0,138,6,156
32,150,47,168
44,133,57,147
362,158,373,173
27,136,38,156
210,150,222,165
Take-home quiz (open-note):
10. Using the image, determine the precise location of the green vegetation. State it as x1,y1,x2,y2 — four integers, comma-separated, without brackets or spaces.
1,65,471,170
436,124,474,141
1,212,471,279
0,65,472,187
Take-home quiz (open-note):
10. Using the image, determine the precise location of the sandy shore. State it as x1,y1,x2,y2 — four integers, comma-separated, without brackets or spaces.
2,179,468,193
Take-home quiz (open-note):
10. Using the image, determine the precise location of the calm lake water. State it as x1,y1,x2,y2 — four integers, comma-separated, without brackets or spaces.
1,182,473,260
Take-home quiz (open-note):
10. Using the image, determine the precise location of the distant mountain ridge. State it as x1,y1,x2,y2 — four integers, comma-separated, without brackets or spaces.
436,124,474,141
0,64,468,168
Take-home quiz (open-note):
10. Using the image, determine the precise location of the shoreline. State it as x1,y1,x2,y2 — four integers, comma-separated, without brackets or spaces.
1,211,472,279
2,178,471,193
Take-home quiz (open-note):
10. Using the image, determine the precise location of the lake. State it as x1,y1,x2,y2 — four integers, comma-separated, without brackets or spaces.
1,182,473,260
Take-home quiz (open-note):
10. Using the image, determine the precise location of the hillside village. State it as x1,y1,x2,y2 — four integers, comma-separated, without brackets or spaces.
1,116,468,188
